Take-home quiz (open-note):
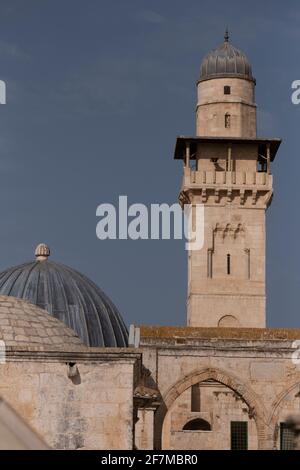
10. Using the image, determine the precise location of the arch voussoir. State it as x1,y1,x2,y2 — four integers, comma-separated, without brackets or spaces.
155,366,269,450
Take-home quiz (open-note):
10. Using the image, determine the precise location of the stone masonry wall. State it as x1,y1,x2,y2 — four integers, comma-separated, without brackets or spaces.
0,349,140,450
139,327,300,450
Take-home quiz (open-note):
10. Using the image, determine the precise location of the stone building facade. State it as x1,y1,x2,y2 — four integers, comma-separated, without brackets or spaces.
135,326,300,450
0,33,298,450
0,296,140,450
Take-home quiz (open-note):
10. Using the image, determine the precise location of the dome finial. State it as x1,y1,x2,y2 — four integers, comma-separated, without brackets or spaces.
224,27,229,42
35,243,50,261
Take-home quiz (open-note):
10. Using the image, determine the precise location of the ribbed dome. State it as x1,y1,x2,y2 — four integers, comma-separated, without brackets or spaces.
0,246,128,348
199,31,255,83
0,295,84,350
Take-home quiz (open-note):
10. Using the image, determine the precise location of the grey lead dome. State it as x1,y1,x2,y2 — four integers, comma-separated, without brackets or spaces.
0,244,128,347
199,31,255,83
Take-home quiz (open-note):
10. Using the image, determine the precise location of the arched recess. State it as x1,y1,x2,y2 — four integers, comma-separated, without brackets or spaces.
182,418,211,431
154,367,267,450
218,315,239,327
268,381,300,448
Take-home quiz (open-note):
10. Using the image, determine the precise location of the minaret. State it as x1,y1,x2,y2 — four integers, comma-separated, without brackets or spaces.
175,33,281,328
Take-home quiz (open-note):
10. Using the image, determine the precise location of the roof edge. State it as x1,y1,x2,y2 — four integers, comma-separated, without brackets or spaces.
174,136,282,161
139,325,300,341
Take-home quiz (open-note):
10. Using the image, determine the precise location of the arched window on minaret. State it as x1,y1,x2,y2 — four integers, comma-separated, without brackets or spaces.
225,113,231,128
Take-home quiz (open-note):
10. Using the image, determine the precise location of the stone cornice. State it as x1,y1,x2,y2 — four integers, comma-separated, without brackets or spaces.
2,346,142,363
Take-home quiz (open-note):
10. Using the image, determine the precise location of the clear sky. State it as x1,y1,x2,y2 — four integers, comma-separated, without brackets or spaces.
0,0,298,328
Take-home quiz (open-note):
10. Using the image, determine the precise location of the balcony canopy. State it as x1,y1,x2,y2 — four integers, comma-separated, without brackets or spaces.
174,136,282,162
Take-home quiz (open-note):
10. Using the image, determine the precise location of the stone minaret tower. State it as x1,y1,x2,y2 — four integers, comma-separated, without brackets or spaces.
175,32,281,328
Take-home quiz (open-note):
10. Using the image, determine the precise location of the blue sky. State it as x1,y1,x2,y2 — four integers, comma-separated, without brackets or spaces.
0,0,298,327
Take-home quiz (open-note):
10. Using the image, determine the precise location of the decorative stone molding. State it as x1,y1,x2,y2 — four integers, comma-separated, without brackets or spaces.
252,189,257,205
227,188,232,202
214,189,220,203
213,222,245,240
240,189,245,205
178,190,190,208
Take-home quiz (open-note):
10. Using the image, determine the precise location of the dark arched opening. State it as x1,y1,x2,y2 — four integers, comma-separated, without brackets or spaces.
183,418,211,431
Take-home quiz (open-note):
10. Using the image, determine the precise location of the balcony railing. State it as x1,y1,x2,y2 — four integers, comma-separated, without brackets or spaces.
183,168,272,188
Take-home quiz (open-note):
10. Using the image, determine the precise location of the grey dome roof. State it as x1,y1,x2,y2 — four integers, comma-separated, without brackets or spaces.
199,31,255,83
0,246,128,348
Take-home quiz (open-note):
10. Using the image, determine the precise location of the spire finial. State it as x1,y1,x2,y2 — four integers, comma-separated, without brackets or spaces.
224,28,229,42
35,243,50,261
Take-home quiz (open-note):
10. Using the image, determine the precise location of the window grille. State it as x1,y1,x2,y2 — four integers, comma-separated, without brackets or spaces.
280,422,294,450
230,421,248,450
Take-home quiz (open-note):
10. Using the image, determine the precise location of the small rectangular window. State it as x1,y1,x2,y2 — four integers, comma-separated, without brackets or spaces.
224,86,231,95
280,422,294,450
227,254,231,275
191,384,201,412
231,421,248,450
